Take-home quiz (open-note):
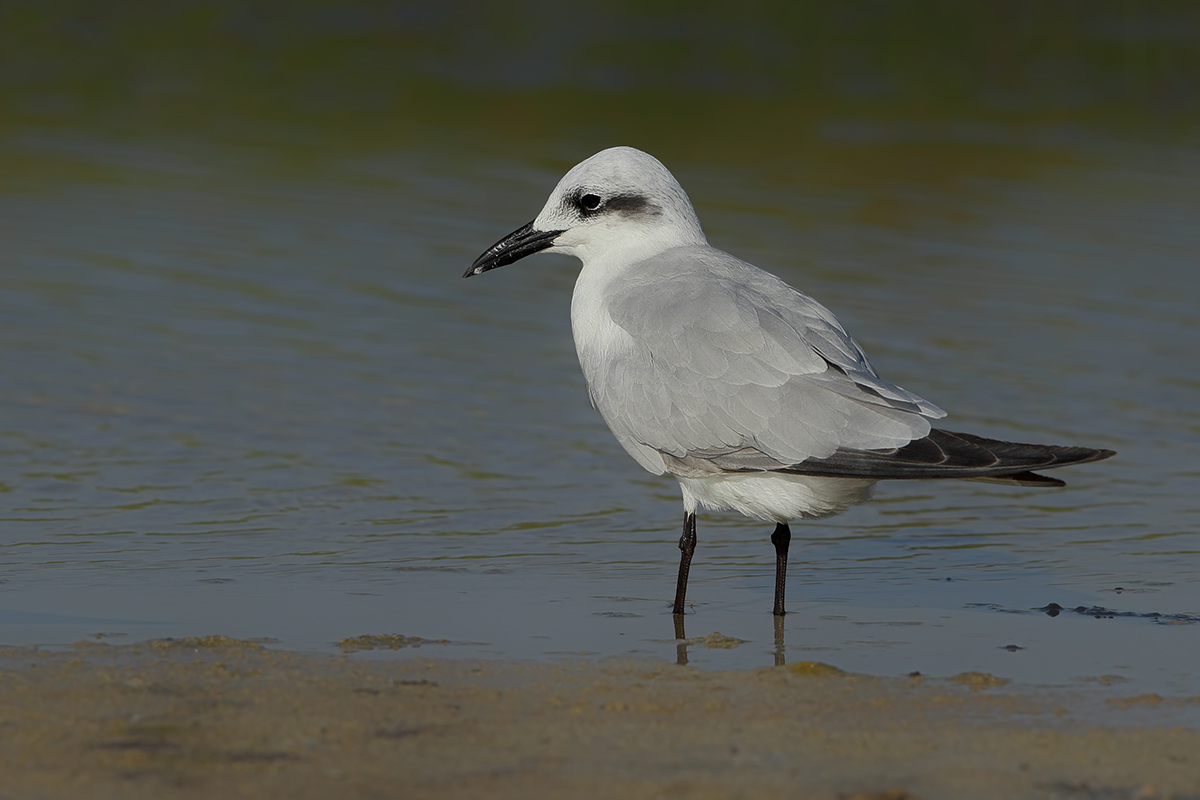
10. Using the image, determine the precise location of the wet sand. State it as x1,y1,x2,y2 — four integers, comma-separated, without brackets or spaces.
2,636,1198,800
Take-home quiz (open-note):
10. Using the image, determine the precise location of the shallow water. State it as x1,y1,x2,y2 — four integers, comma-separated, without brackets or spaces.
1,125,1197,704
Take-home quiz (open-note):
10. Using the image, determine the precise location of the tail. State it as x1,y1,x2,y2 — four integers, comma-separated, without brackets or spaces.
784,429,1115,487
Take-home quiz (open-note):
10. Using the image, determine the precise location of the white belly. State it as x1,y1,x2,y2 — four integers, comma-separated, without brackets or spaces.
677,472,876,523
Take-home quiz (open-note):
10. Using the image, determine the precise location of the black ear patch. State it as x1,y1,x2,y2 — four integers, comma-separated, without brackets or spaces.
606,193,660,217
569,189,661,219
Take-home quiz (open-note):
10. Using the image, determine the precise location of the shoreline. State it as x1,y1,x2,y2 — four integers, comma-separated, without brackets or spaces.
2,636,1198,799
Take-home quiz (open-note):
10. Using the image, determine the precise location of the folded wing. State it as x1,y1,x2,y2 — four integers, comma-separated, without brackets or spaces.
590,246,946,475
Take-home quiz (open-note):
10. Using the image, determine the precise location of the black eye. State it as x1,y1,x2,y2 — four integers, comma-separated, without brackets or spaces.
580,193,602,212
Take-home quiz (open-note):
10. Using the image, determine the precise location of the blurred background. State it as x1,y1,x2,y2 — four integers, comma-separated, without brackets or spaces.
1,1,1198,693
2,0,1199,152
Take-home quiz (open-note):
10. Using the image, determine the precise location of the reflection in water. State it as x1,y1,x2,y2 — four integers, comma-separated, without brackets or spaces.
672,613,789,669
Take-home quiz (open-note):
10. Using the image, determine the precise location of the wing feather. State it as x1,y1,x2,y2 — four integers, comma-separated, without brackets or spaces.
590,246,945,474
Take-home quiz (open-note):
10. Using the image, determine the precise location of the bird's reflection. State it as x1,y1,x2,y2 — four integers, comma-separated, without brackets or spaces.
672,613,788,667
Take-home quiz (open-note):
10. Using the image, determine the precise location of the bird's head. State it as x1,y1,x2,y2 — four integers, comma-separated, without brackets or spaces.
465,146,707,278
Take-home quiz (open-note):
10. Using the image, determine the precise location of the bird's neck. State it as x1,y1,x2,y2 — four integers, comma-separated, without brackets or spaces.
571,220,705,273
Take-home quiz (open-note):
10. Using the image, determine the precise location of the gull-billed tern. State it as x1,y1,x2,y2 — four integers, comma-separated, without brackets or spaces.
466,146,1114,616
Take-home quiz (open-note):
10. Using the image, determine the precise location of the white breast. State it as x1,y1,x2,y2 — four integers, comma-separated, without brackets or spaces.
570,262,634,386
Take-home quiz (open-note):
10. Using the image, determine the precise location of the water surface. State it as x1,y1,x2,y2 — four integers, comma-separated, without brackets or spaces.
0,126,1197,706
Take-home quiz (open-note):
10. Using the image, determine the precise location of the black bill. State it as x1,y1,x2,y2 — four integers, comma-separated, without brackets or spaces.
465,221,563,278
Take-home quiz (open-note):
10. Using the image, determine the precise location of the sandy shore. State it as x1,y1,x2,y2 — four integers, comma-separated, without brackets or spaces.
1,636,1197,799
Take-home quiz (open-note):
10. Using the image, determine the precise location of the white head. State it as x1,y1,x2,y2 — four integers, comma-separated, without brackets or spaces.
466,146,707,277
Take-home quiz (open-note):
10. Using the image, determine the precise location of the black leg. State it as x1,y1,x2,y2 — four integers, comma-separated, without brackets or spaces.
770,522,791,616
672,512,697,615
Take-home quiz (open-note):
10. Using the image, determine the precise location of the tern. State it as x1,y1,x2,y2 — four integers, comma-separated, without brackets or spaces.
466,146,1114,616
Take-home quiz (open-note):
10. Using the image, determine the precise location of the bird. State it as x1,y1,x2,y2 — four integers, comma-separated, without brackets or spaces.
465,146,1115,616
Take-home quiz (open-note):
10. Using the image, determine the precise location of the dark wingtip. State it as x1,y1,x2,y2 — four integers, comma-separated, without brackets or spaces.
1052,446,1117,467
782,430,1117,482
965,471,1067,487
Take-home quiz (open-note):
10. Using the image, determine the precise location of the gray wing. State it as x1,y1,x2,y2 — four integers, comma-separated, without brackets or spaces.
589,246,946,476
